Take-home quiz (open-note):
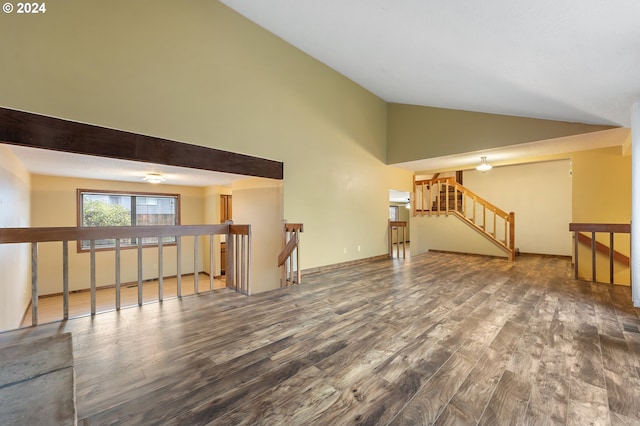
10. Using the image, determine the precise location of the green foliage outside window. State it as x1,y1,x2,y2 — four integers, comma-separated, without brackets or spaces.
82,199,131,227
78,191,179,251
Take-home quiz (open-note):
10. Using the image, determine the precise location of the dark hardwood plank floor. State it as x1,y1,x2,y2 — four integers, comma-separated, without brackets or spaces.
1,252,639,425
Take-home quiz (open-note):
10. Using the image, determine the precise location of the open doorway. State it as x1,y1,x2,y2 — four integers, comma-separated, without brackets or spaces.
389,189,411,258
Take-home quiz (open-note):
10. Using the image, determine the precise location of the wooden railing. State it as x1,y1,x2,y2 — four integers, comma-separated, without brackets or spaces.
227,223,252,295
0,222,251,326
414,177,515,260
278,222,303,287
569,223,631,285
389,221,407,259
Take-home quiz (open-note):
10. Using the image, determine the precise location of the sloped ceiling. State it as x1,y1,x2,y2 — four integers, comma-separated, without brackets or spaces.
221,0,640,127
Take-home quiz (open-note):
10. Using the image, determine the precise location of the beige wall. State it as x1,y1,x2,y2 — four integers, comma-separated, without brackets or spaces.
0,0,411,271
411,215,509,258
0,146,31,331
464,159,573,256
409,135,631,283
232,178,284,293
387,103,614,164
571,145,631,285
30,175,207,295
410,160,573,258
572,146,631,224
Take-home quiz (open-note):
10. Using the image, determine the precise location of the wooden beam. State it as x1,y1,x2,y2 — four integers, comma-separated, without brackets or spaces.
0,107,283,180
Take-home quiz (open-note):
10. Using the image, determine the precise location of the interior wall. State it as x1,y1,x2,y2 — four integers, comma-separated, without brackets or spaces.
387,103,614,164
572,146,631,224
411,215,508,258
0,0,412,271
30,175,206,295
463,159,573,256
0,146,31,331
231,178,283,294
571,145,631,285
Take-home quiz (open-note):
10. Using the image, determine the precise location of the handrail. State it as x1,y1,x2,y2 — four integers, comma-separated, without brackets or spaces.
450,182,510,220
278,233,298,266
569,223,631,233
569,222,631,284
279,222,303,287
0,222,251,327
414,177,515,260
0,224,229,243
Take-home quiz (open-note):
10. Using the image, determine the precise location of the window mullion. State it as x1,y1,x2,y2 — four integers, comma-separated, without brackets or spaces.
131,195,137,245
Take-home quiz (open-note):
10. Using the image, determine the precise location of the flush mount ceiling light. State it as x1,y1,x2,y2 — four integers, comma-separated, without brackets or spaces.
476,156,492,172
143,173,166,184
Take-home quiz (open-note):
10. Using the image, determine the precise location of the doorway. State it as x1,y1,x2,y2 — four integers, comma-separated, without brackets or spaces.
389,189,411,257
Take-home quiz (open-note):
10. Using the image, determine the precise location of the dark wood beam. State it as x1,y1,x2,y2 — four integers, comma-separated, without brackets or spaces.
0,107,283,180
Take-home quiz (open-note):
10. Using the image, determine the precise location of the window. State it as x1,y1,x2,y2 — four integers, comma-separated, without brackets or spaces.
78,190,180,251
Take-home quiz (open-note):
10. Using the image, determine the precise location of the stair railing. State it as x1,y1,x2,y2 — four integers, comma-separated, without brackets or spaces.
227,222,252,295
0,222,252,327
569,223,631,285
278,222,303,287
414,177,515,260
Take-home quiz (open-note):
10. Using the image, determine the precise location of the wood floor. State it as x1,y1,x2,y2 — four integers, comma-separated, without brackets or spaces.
1,251,640,425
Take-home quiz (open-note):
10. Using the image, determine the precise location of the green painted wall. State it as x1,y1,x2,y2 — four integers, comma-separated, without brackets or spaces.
0,0,412,270
387,103,615,164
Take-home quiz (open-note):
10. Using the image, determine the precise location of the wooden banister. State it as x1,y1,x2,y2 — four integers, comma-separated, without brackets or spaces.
413,177,515,260
280,222,303,287
0,222,252,328
0,224,229,243
569,223,631,285
278,233,298,267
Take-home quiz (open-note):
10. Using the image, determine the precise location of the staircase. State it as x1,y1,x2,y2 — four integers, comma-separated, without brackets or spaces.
432,185,463,212
414,177,515,260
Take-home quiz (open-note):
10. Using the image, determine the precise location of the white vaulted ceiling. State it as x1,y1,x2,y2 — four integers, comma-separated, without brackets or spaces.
221,0,640,127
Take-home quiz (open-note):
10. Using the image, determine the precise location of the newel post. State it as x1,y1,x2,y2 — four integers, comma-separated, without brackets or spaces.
509,212,515,261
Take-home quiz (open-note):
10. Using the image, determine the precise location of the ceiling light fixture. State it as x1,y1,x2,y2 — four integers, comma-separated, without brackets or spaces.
143,172,166,184
476,156,492,172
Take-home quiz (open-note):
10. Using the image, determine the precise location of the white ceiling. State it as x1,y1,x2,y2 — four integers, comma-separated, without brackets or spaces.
6,144,246,187
221,0,640,128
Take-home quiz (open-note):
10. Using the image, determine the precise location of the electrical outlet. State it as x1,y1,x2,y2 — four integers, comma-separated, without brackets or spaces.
357,245,361,252
343,247,347,254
